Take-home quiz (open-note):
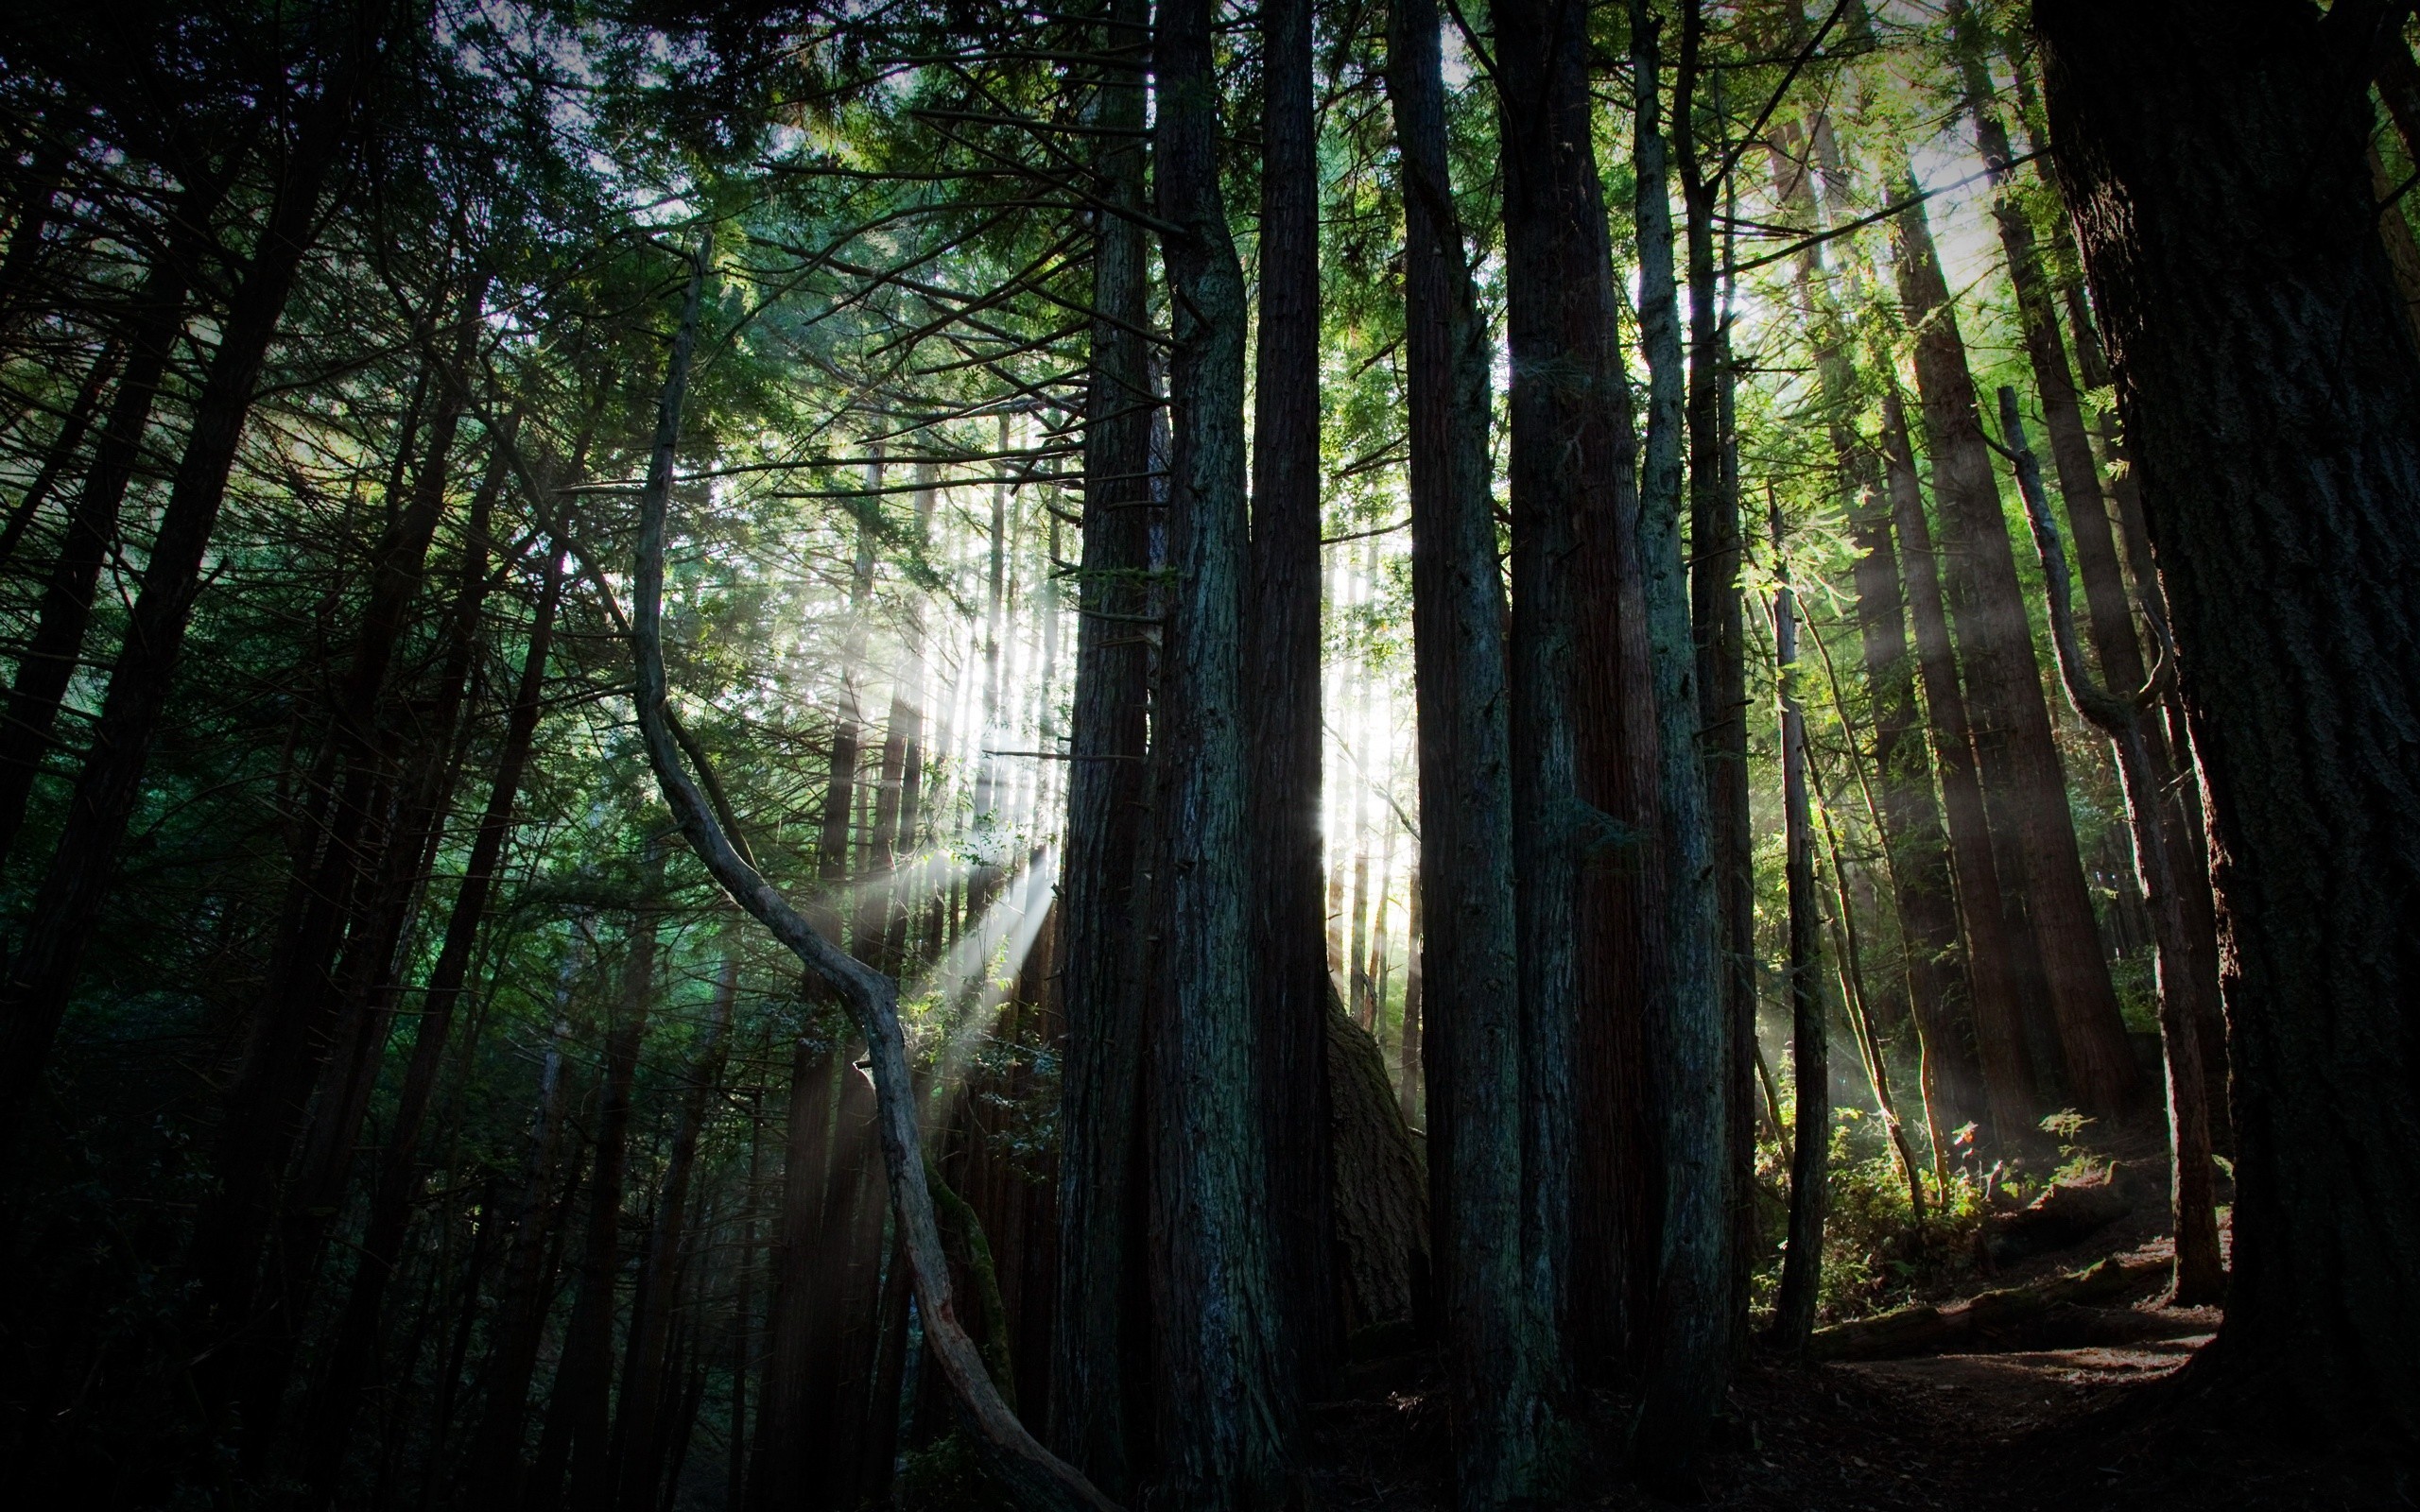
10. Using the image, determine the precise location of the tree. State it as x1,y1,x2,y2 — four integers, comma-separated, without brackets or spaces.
1385,0,1533,1503
2037,0,2420,1439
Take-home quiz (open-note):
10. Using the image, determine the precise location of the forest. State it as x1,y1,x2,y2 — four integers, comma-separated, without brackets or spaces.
0,0,2412,1507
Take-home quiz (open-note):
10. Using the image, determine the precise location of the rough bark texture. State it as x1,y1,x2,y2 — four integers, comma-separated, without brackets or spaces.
1629,8,1734,1485
1325,999,1428,1344
1893,189,2141,1120
1383,1,1533,1503
1676,9,1757,1358
1249,0,1337,1408
2037,0,2420,1438
1049,5,1155,1486
1150,2,1286,1500
1494,0,1591,1427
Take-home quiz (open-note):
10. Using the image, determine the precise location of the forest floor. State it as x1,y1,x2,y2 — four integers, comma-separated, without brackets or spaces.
1305,1217,2412,1511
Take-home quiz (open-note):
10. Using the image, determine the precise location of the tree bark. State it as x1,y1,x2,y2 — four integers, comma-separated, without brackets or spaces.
1629,8,1734,1485
1148,3,1287,1498
1249,0,1336,1407
1050,0,1155,1489
1892,186,2141,1120
1675,8,1758,1354
1383,0,1534,1502
2037,3,2420,1435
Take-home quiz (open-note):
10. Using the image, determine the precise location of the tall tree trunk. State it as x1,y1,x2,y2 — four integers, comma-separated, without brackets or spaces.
0,180,220,871
1385,0,1530,1499
1997,390,2224,1307
0,336,121,576
1770,123,1980,1151
1950,0,2226,1135
1495,0,1611,1431
2096,406,2230,1143
1050,0,1155,1488
1770,519,1827,1352
198,306,486,1386
1629,8,1735,1486
612,949,737,1510
1884,392,2040,1153
746,1038,838,1512
1675,7,1757,1348
1150,2,1285,1499
465,1003,583,1509
1892,189,2142,1121
299,542,567,1509
0,16,382,1157
1249,0,1336,1406
245,445,511,1463
541,876,662,1512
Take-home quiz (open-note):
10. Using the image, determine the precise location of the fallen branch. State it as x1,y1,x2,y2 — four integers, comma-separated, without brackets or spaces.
627,231,1116,1512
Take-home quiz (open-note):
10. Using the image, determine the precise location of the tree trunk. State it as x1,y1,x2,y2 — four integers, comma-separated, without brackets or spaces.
1388,0,1537,1502
1249,0,1336,1407
1893,188,2142,1121
299,542,567,1507
1497,0,1624,1428
2027,7,2420,1403
2097,406,2230,1144
464,1004,584,1509
1149,3,1286,1498
1676,7,1757,1358
1883,391,2040,1153
1628,8,1734,1486
0,186,216,870
1049,0,1155,1488
0,16,382,1157
612,949,737,1510
540,882,662,1512
1770,517,1827,1353
1769,122,1981,1151
747,1036,838,1512
1997,390,2223,1307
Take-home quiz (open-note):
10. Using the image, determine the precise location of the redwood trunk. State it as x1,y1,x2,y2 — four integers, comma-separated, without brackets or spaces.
1383,3,1530,1499
1893,190,2140,1120
1248,0,1336,1405
2037,0,2420,1437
